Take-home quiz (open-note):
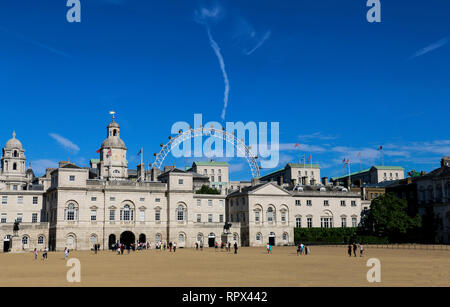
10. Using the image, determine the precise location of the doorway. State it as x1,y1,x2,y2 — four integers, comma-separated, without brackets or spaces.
120,231,135,247
269,232,275,246
3,235,11,252
208,233,215,247
108,234,116,250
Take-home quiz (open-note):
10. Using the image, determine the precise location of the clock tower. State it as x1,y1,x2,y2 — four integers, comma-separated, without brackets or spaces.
99,112,128,180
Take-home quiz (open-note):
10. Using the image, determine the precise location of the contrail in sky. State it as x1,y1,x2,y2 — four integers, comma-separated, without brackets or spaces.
205,25,230,121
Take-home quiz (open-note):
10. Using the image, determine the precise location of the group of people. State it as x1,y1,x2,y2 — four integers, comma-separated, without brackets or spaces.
296,243,310,255
348,242,364,257
206,241,238,254
33,247,48,260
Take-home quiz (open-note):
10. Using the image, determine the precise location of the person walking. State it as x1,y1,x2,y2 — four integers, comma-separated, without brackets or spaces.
64,247,69,260
300,243,304,255
360,243,364,257
305,245,310,255
200,241,203,251
347,243,352,257
233,242,238,254
353,242,357,257
173,242,177,253
227,242,231,252
42,247,48,260
296,244,301,256
34,248,38,260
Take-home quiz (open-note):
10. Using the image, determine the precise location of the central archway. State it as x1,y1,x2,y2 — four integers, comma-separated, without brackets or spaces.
152,127,261,178
120,231,135,247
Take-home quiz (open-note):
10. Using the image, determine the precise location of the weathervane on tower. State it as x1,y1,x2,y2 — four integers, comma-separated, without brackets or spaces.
109,110,116,121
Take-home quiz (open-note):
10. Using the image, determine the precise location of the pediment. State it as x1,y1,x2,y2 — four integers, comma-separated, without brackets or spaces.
250,183,291,196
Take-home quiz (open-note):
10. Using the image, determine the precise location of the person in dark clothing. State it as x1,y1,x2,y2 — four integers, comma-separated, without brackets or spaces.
348,244,352,257
233,242,238,254
353,243,357,257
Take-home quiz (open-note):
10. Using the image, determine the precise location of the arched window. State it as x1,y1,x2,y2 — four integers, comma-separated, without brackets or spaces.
122,205,132,221
197,233,203,242
13,163,17,171
113,129,117,136
178,233,185,242
155,233,161,242
13,150,18,157
282,232,288,241
22,236,28,245
256,233,262,241
267,207,274,222
177,205,185,221
90,234,97,244
233,233,238,241
66,203,77,221
37,236,44,245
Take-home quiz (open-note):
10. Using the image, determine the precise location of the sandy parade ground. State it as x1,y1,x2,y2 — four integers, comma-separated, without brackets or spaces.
0,246,448,287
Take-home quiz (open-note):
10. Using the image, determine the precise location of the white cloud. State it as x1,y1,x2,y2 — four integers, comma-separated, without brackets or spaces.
244,30,271,55
408,37,449,60
49,133,80,152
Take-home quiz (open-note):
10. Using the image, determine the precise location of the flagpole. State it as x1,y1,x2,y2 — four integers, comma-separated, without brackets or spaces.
141,147,143,166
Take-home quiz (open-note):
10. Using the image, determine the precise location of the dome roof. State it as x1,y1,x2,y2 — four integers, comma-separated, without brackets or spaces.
107,120,120,128
101,136,126,149
5,131,23,150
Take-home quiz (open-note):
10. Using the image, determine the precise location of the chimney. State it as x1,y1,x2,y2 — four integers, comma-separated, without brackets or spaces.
251,178,260,186
322,177,328,185
278,175,283,186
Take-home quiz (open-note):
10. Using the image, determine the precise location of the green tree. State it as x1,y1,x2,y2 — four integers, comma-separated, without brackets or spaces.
362,193,421,241
195,185,220,195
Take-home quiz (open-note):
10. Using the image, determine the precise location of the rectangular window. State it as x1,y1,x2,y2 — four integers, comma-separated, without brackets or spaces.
155,198,160,202
324,200,329,206
219,200,224,207
17,196,23,204
155,210,160,221
1,214,6,223
306,200,312,206
109,210,115,221
219,214,224,223
17,214,23,223
341,217,347,228
208,214,213,223
33,197,38,205
307,217,312,228
341,200,346,206
91,210,97,221
321,217,332,228
296,217,301,228
352,217,357,227
140,210,145,221
197,214,201,223
69,175,75,181
91,197,97,202
13,185,18,191
140,198,145,202
211,176,215,182
218,176,222,182
32,213,38,223
255,211,260,222
351,200,356,207
2,196,7,205
110,197,116,202
178,179,183,184
295,200,301,206
281,211,286,222
197,199,201,207
208,200,212,207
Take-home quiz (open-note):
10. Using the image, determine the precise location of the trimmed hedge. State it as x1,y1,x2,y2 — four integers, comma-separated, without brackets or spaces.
294,227,388,244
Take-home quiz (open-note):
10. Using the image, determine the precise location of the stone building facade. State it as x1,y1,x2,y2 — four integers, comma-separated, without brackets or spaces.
1,115,367,252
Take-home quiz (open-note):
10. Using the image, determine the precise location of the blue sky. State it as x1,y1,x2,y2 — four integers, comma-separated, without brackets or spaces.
0,0,449,180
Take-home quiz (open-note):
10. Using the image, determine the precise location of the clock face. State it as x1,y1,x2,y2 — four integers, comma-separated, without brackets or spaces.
112,153,120,161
